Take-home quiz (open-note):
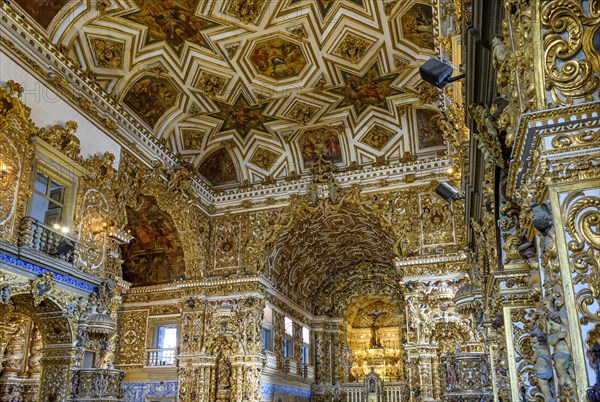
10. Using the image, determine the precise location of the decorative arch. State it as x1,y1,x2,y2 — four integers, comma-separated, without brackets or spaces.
121,195,186,286
267,196,399,305
118,152,209,279
4,293,74,345
312,261,403,317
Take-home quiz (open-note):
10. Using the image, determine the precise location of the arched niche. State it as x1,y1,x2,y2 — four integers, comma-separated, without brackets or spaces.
121,195,185,286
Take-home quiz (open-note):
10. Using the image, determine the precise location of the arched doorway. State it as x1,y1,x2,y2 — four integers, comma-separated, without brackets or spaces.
0,292,74,401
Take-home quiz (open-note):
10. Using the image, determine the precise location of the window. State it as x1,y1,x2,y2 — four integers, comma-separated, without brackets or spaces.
284,337,293,358
30,171,66,227
284,317,293,358
302,326,310,365
263,306,274,351
148,324,178,366
301,345,309,365
262,327,273,351
156,325,178,349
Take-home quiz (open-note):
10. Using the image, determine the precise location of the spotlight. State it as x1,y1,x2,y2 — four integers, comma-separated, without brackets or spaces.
419,58,465,89
435,182,464,202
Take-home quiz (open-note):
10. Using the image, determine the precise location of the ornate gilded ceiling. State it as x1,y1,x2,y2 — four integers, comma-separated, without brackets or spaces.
270,207,396,304
9,0,456,190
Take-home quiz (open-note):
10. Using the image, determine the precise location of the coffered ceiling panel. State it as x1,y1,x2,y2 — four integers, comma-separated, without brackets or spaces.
9,0,457,190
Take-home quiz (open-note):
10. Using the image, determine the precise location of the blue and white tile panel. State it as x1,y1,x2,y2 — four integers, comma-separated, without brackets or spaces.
123,381,178,402
0,252,95,292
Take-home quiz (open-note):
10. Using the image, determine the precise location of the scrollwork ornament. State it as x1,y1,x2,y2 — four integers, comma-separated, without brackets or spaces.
541,0,600,106
564,192,600,324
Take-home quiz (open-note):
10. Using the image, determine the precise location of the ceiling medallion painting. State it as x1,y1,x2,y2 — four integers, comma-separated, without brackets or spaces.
416,109,444,149
121,196,185,286
226,0,264,24
334,33,373,64
123,0,217,54
14,0,71,29
361,125,395,151
123,75,179,128
198,148,239,186
400,3,435,50
249,147,280,171
91,38,125,69
181,128,204,150
332,64,401,116
194,72,228,97
209,95,274,139
300,127,343,167
250,38,307,80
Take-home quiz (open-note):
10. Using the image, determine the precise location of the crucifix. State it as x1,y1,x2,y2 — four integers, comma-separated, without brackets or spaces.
367,310,386,348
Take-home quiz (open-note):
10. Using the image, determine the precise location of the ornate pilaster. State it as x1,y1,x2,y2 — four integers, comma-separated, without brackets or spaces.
312,316,345,388
39,345,78,401
272,310,284,371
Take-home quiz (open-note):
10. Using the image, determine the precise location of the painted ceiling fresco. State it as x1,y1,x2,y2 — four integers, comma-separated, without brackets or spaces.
208,95,275,139
14,0,71,29
10,0,456,189
416,109,445,149
198,147,239,186
331,65,402,116
250,38,307,80
121,196,186,286
123,0,217,54
123,76,179,128
300,127,343,166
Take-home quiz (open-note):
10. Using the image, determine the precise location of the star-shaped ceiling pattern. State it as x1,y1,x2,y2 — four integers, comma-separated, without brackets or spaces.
123,0,218,54
331,64,402,116
291,0,364,17
10,0,457,190
208,95,275,139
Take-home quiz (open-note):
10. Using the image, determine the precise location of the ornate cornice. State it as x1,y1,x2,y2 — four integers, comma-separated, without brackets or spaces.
507,102,600,199
0,2,457,215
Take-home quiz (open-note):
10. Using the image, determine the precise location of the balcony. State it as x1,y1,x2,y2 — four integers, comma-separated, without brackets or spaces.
146,348,177,366
19,217,76,263
302,364,314,381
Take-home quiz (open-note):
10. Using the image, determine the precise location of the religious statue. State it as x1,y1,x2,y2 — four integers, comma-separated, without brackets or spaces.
28,328,43,377
445,362,459,390
491,36,510,71
530,329,555,402
0,285,11,304
218,356,232,389
547,310,574,389
368,311,386,348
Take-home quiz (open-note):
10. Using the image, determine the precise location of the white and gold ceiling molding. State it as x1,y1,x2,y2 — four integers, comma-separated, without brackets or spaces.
7,0,454,192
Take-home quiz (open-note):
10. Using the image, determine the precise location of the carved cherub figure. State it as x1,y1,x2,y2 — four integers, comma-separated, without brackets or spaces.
547,310,574,389
492,36,510,70
530,329,555,402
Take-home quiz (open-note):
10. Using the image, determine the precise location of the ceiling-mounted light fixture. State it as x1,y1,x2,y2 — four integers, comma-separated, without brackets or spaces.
419,58,465,89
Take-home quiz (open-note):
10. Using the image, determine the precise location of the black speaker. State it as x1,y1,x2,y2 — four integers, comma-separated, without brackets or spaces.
435,182,459,202
419,58,454,88
54,239,74,256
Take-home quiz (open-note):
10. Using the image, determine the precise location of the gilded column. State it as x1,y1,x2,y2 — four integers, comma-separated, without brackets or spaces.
272,310,284,371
